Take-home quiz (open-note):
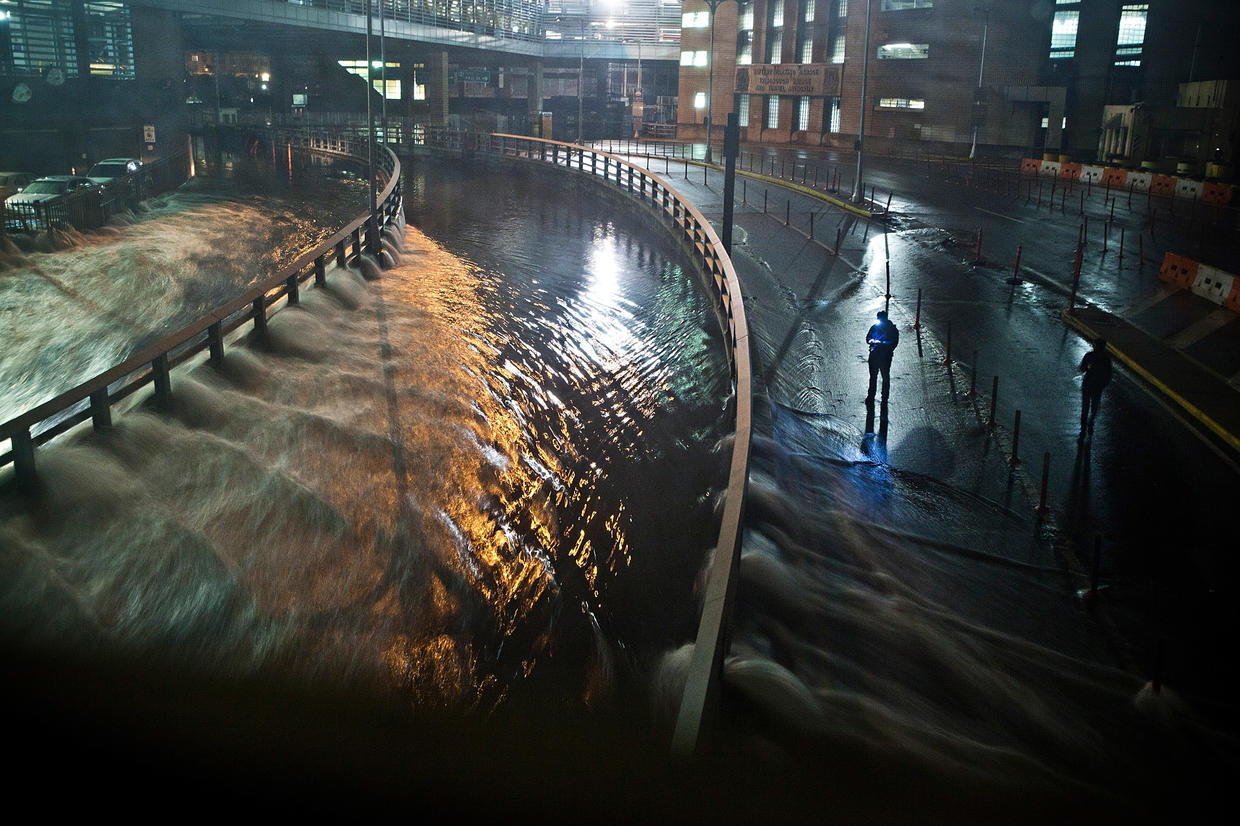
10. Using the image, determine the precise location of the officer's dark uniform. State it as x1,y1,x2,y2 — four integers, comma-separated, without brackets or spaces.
865,311,899,404
1079,338,1112,434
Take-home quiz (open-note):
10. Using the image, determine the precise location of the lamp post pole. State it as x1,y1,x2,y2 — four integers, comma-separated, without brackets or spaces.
969,5,990,160
365,0,377,252
853,0,872,203
703,0,734,165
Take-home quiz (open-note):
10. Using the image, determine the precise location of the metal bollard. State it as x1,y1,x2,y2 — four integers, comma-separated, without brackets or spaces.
835,224,842,254
913,288,922,329
974,227,983,263
943,320,952,366
1035,451,1051,518
785,200,790,227
810,211,815,240
1008,409,1021,465
986,376,998,430
967,349,978,396
764,190,768,214
1007,243,1023,284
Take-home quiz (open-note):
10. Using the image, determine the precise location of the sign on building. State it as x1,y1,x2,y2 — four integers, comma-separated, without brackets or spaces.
734,65,842,97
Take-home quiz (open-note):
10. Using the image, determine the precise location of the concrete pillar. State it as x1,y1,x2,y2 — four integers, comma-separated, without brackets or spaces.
528,61,544,136
427,50,449,126
130,6,185,163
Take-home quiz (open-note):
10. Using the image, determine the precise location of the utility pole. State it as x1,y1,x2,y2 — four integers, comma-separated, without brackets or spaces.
853,0,872,203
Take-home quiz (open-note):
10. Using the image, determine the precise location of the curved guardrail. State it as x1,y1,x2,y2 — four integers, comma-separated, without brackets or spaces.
428,130,753,757
1,139,403,490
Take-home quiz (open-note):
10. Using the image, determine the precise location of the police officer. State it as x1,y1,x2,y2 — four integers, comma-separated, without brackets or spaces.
865,309,900,405
1078,337,1112,437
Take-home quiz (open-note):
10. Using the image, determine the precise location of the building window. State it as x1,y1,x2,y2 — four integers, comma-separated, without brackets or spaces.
830,33,846,63
877,97,925,109
881,0,933,9
767,31,783,63
803,0,815,23
799,36,814,63
877,42,928,60
738,94,751,126
681,50,709,67
682,11,710,28
740,1,755,30
836,0,848,15
767,95,780,128
829,96,841,132
1114,3,1148,67
1049,1,1080,60
694,91,706,109
797,96,811,130
772,2,784,28
737,31,754,64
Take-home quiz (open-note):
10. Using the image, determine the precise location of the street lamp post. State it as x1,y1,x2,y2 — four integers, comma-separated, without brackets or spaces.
969,5,991,160
703,0,735,165
853,0,872,203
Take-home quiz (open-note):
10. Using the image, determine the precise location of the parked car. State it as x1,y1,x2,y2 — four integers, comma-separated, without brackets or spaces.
3,175,101,232
86,157,143,185
5,174,99,205
1,171,36,202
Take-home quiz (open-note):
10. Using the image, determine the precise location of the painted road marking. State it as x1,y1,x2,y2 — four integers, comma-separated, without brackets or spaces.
975,207,1024,223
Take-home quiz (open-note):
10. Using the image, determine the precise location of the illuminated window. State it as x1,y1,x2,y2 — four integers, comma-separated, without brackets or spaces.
772,3,784,28
738,94,751,126
803,0,815,22
829,96,841,132
737,30,754,64
1114,4,1148,67
877,42,928,59
830,33,846,63
767,95,780,128
682,11,710,28
740,1,755,30
1049,1,1080,60
768,30,783,63
680,50,709,67
799,36,814,63
797,96,810,130
877,97,925,109
694,91,706,109
881,0,933,9
836,0,848,15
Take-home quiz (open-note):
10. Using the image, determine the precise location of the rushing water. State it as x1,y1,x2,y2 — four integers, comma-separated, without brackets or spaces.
1,156,733,755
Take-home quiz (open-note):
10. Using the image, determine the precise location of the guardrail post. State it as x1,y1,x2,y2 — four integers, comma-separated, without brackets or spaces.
1008,409,1021,465
252,296,268,336
152,353,172,406
286,274,300,304
208,321,224,366
335,239,347,268
315,256,327,286
89,388,112,430
11,427,36,490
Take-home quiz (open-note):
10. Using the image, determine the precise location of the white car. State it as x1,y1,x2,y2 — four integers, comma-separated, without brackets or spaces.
1,171,35,202
86,157,143,186
5,175,99,205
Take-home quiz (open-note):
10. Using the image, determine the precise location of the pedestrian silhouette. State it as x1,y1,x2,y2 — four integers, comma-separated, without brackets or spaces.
1078,337,1112,438
865,309,900,406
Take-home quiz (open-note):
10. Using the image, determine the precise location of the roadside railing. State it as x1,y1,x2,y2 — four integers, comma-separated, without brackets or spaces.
420,128,752,757
1,141,402,492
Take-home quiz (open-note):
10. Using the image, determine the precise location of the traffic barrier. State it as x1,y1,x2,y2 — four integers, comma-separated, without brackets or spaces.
1226,278,1240,314
1127,172,1152,192
1175,178,1203,200
1150,174,1177,198
1191,264,1234,305
1040,160,1062,177
1080,165,1104,183
1201,182,1234,205
1158,252,1200,289
1020,158,1042,176
1058,162,1082,181
1101,167,1128,188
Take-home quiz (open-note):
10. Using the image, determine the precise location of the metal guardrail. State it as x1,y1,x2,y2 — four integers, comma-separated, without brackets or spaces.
419,128,752,756
1,141,403,490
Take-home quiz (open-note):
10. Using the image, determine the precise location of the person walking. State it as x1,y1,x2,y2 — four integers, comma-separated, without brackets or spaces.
865,309,900,405
1078,337,1112,438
